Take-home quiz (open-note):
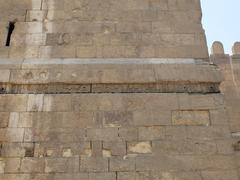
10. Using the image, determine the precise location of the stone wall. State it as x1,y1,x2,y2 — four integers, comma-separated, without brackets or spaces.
211,41,240,133
0,0,208,59
0,0,240,180
0,59,240,180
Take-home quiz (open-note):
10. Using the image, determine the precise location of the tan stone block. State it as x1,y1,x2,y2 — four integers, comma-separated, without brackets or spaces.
117,22,151,33
26,10,46,22
4,128,24,142
87,128,119,141
0,69,10,82
89,173,116,180
8,112,20,127
103,141,126,156
201,170,239,180
27,94,44,112
172,110,210,126
0,47,9,58
128,141,152,154
0,112,9,128
45,157,79,173
18,113,34,128
54,173,88,180
0,160,5,174
0,174,30,180
4,158,21,173
20,158,45,173
80,157,108,172
43,95,72,112
110,157,135,171
152,140,217,155
138,126,165,141
76,46,97,58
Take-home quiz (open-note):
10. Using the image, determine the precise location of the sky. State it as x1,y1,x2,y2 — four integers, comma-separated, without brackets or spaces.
201,0,240,54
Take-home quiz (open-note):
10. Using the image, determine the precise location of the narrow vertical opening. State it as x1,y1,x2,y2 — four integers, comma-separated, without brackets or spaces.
5,21,15,46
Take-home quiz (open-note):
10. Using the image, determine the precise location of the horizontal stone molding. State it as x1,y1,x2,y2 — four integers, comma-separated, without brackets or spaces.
0,58,222,94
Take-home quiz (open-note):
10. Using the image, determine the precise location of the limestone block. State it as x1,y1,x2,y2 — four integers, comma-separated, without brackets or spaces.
80,157,108,172
0,113,9,128
127,142,152,154
30,174,54,180
8,112,19,128
0,174,30,180
232,42,240,55
26,10,46,22
211,41,225,55
10,70,50,84
0,47,9,58
201,170,239,180
138,126,165,141
89,173,116,180
77,46,97,58
152,140,217,155
172,110,210,126
87,128,119,141
165,126,187,140
27,94,44,112
136,155,236,171
186,126,231,140
43,95,72,112
1,128,24,142
45,158,79,173
53,173,88,180
18,113,34,128
118,128,138,141
15,22,43,34
20,158,44,173
0,143,34,157
4,158,21,173
0,70,10,82
0,160,5,174
97,111,133,127
110,157,135,171
103,141,126,156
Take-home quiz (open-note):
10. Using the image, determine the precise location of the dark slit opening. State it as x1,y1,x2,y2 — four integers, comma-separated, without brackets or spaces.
5,21,16,46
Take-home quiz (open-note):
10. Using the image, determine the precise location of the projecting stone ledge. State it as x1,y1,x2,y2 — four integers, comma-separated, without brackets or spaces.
0,58,222,94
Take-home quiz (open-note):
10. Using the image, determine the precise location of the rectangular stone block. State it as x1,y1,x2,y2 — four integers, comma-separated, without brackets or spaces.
4,158,20,173
103,141,126,156
0,95,28,112
152,140,217,155
87,128,119,141
20,158,44,173
201,170,239,180
0,113,9,128
89,173,116,180
127,141,152,154
54,173,88,180
0,70,10,82
43,95,72,112
138,126,165,140
172,110,210,126
110,157,135,171
118,128,138,141
136,155,236,171
80,157,108,172
45,157,79,173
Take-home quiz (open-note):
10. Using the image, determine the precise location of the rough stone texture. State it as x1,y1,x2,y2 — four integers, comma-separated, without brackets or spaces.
0,0,208,59
0,0,239,179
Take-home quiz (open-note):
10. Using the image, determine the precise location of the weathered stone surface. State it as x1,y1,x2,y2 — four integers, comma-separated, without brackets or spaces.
80,157,108,172
172,110,210,126
128,142,152,154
